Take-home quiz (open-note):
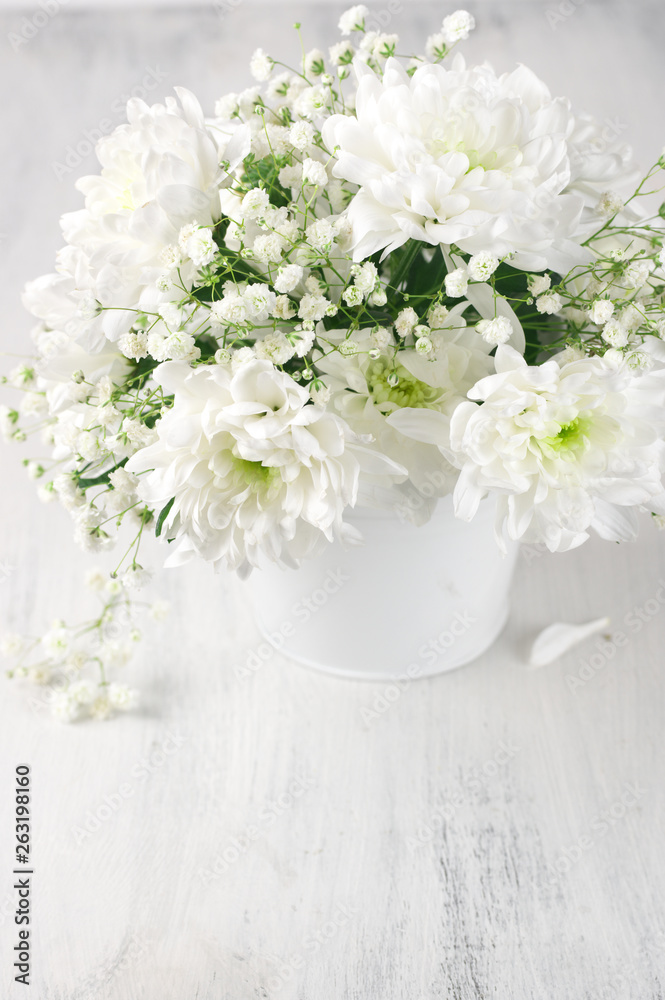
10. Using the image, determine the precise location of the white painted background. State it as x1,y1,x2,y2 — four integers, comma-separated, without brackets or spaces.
1,2,665,997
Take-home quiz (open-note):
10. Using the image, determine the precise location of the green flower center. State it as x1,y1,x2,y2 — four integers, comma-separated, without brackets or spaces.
542,416,591,458
367,359,440,410
232,457,280,494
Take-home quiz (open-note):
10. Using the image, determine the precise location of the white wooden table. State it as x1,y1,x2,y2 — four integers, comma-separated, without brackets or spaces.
1,3,664,997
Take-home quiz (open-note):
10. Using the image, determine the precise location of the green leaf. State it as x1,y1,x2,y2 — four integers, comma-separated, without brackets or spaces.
155,498,175,538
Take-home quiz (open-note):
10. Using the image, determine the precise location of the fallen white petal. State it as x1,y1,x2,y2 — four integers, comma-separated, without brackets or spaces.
529,617,611,669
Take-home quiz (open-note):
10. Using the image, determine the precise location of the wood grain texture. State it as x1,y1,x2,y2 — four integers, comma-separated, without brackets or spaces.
1,4,664,998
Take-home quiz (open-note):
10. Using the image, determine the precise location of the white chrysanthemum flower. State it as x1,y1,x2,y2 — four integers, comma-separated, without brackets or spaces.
317,321,493,522
28,90,250,346
339,5,369,35
322,58,596,269
126,360,403,574
445,345,665,551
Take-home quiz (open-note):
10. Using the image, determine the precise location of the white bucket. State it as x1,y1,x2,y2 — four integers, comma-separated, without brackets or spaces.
244,497,519,681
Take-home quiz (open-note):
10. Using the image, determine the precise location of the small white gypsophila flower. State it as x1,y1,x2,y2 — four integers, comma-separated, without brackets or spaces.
69,679,96,705
1,633,24,657
597,190,624,217
120,564,152,590
149,600,170,622
588,299,615,325
250,48,273,82
289,121,315,151
351,261,378,296
339,5,369,35
304,48,326,77
254,333,296,365
329,41,355,66
415,335,434,355
467,252,500,281
42,626,70,663
109,468,139,495
601,319,629,348
371,326,393,350
272,296,297,320
302,158,328,188
85,568,107,592
50,691,80,724
444,268,468,298
476,316,513,345
395,307,419,337
108,683,139,711
425,32,447,59
244,284,276,321
298,293,330,322
159,243,182,270
210,293,248,327
527,274,551,297
274,264,303,294
214,92,238,119
118,330,148,361
90,695,113,721
536,292,563,315
310,381,331,405
371,33,399,60
369,287,387,307
624,260,653,289
252,233,286,264
442,9,476,44
241,187,271,220
428,303,449,329
343,286,364,307
181,227,217,268
292,326,316,357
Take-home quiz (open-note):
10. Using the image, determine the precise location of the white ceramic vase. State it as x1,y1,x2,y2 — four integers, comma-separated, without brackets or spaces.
244,497,519,681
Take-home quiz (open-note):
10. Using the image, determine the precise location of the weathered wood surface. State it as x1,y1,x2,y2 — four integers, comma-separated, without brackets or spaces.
1,4,664,998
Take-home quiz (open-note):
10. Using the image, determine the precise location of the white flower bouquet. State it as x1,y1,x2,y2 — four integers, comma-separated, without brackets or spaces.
4,7,665,716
